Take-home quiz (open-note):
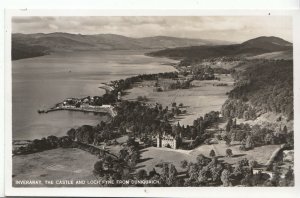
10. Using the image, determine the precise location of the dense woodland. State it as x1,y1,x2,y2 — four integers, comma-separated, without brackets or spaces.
222,60,293,120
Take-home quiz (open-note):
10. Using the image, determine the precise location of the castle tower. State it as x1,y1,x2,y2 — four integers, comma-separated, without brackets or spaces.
157,135,161,148
173,138,177,149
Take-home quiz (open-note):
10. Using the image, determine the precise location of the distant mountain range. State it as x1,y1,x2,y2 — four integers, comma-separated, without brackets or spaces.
12,32,232,60
147,36,293,60
12,33,292,61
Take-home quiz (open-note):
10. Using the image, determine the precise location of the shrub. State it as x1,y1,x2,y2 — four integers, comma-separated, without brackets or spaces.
226,149,233,157
181,160,188,169
209,149,216,158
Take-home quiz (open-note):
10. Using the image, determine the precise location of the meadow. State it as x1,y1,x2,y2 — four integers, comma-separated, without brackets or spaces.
123,74,234,126
13,148,98,187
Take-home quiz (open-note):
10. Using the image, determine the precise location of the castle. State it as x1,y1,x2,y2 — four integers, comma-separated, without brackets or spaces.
156,134,179,149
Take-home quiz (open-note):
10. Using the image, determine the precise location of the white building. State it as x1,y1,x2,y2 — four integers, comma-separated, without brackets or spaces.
157,134,179,149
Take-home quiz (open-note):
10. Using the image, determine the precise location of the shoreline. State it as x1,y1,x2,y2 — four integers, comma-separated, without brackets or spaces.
38,69,180,119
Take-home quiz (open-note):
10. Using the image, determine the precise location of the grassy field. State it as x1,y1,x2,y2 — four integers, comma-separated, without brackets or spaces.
13,148,98,187
137,147,190,173
136,141,281,173
123,74,234,126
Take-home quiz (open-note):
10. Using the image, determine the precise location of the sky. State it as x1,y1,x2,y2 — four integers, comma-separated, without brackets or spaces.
12,16,292,42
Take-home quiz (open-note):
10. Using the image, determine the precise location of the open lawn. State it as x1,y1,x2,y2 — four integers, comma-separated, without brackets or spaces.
137,147,190,173
123,74,234,126
13,148,98,187
136,141,281,173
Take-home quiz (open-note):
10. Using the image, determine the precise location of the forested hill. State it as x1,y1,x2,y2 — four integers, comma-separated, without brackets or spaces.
12,33,231,60
222,60,293,121
147,36,292,60
12,41,50,60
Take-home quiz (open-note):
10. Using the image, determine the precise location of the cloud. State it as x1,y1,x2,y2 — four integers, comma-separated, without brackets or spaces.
11,16,292,42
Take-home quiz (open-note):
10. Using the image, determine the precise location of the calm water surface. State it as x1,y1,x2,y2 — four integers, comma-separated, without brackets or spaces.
12,50,177,140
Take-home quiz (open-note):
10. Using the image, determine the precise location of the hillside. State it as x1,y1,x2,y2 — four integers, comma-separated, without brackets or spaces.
11,41,50,60
222,59,293,121
247,50,293,60
12,33,230,60
148,36,292,60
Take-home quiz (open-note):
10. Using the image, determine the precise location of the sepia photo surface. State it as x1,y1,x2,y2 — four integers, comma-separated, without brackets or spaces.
9,14,294,189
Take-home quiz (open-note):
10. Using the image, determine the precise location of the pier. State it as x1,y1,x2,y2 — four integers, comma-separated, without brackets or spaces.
38,105,117,117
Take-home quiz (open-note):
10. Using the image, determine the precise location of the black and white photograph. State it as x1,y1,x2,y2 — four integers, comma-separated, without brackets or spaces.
9,14,294,189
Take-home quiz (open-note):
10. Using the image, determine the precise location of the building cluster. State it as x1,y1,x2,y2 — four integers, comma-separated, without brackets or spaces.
57,97,115,115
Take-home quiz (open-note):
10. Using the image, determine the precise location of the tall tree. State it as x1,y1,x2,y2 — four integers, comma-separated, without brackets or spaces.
226,149,233,157
226,118,233,132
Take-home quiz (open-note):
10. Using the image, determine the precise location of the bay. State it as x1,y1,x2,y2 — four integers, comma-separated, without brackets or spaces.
12,50,177,140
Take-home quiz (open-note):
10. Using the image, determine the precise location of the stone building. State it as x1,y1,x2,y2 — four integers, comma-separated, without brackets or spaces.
157,134,179,149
